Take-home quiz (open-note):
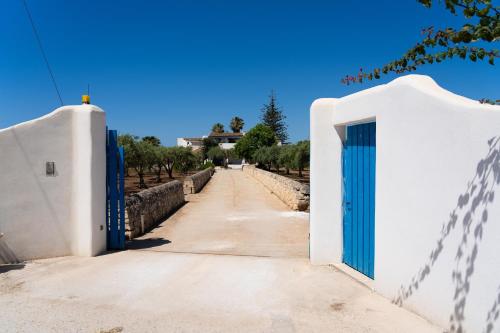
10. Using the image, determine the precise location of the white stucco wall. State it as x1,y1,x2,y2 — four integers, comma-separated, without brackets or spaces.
310,75,500,332
310,98,342,264
219,142,236,150
0,104,107,262
177,138,189,147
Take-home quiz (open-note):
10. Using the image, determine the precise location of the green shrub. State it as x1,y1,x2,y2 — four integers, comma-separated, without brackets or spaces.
199,161,215,170
207,146,225,166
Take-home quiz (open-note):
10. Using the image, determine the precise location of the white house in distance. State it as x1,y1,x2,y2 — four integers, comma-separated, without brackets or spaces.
208,132,245,149
310,74,500,333
177,132,245,150
176,137,204,151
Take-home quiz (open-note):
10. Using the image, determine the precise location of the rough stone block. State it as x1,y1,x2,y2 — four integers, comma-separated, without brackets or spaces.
243,165,310,211
125,180,185,239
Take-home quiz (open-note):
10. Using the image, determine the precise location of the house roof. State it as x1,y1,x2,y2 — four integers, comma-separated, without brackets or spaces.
183,137,203,142
208,132,244,138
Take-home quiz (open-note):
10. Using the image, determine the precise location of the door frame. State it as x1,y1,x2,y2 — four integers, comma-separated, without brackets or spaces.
342,122,376,279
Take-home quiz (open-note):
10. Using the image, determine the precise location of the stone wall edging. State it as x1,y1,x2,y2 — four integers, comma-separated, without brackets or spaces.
125,180,185,239
183,167,214,194
243,165,310,211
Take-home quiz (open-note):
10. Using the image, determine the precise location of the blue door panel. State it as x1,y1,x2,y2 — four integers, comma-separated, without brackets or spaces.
351,125,358,269
357,126,364,271
369,124,376,278
362,124,370,275
342,123,376,279
106,129,126,250
342,139,352,264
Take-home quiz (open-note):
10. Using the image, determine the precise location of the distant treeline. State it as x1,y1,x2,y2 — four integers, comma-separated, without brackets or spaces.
118,134,212,189
118,91,308,187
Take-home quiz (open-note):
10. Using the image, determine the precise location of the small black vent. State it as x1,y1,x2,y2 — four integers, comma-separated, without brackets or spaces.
46,162,56,176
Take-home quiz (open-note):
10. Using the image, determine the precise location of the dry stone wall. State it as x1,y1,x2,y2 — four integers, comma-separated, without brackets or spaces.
183,168,214,194
125,180,185,239
243,165,310,211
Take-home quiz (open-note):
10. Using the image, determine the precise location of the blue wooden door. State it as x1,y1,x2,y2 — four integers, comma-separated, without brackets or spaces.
342,122,375,278
106,129,126,250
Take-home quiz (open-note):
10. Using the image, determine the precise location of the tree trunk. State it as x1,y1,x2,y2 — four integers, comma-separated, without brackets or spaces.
138,172,147,189
286,167,290,175
298,167,303,178
156,166,162,183
164,165,174,179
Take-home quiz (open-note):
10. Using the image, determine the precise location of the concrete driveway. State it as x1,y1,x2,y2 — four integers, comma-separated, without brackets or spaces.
0,169,443,332
129,169,309,257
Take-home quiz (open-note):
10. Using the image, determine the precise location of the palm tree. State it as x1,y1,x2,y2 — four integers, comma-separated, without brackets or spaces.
212,123,224,133
230,117,244,133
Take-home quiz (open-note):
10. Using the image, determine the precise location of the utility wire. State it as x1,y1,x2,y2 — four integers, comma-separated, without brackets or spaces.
21,0,64,106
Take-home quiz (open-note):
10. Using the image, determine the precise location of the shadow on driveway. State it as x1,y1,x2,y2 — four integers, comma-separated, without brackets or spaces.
126,238,171,250
0,263,25,274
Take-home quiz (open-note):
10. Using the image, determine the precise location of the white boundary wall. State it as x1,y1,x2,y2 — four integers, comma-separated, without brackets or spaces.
0,105,106,262
310,75,500,332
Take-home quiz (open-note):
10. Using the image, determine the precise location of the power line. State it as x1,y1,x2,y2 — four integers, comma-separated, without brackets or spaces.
21,0,64,106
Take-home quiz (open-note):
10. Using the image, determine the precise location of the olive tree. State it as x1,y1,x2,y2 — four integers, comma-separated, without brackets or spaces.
158,146,177,179
153,146,178,182
278,144,296,175
142,136,161,147
173,147,197,175
128,140,156,188
201,137,218,160
268,146,282,173
118,134,137,176
253,146,273,170
207,146,225,166
294,140,310,178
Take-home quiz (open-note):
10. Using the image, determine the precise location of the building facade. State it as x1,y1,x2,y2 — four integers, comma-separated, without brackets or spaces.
310,75,500,332
176,137,203,151
177,132,244,150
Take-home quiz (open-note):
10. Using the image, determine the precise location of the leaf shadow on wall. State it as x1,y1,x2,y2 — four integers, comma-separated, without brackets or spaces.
484,286,500,333
0,238,20,265
392,136,500,333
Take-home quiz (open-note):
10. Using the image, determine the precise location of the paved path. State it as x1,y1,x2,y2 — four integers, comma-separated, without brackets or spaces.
0,169,443,332
129,169,309,257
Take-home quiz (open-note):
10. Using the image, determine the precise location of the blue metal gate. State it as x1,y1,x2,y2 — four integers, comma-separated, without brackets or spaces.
342,122,376,278
106,128,125,250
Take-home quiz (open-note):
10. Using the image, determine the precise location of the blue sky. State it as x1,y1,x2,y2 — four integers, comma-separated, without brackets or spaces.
1,0,498,145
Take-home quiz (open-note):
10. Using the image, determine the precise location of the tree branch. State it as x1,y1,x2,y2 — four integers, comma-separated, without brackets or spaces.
341,0,499,104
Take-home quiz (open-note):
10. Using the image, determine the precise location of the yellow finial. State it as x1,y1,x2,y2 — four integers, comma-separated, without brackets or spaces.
82,95,90,104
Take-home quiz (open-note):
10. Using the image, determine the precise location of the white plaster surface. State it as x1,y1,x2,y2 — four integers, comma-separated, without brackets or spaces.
310,98,342,264
0,105,106,261
310,75,500,332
